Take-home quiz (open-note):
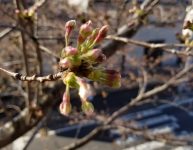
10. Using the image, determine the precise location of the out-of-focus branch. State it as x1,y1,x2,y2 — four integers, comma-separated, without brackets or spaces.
23,109,52,150
0,81,62,148
106,35,193,57
62,65,193,150
14,0,33,108
116,125,190,146
0,28,14,40
39,45,59,59
100,0,159,57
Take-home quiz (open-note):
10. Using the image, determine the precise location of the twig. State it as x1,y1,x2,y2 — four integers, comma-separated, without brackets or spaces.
39,45,59,60
136,69,148,99
14,0,30,108
106,35,193,57
0,67,62,83
0,28,14,40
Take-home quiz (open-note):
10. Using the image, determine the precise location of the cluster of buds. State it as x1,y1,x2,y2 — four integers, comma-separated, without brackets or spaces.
59,20,121,116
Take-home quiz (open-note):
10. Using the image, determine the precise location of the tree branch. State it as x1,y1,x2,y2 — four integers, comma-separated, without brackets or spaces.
106,35,193,57
0,67,62,83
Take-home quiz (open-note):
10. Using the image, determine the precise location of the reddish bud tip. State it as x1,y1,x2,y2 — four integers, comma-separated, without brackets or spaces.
64,46,78,56
65,20,76,31
79,20,93,39
94,25,108,44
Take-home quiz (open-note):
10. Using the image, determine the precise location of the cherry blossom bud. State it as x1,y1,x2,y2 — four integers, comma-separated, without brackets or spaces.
59,87,71,116
76,78,94,115
65,20,76,46
81,101,94,115
65,20,76,33
86,28,100,48
88,28,100,43
79,20,93,38
61,46,78,57
92,25,108,45
88,69,121,88
59,58,72,69
81,49,105,63
78,20,93,48
59,56,81,69
77,78,93,101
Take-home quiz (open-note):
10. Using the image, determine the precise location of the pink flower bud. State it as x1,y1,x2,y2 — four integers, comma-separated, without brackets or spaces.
59,56,81,69
81,49,102,61
65,20,76,46
59,58,72,69
65,20,76,33
63,46,78,56
79,20,93,38
59,89,71,116
78,20,93,47
93,25,108,44
59,101,71,116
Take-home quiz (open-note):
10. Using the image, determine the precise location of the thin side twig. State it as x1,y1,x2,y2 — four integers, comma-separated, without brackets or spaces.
106,35,193,57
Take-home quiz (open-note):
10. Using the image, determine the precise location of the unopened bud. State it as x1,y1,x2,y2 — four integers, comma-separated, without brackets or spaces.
59,58,72,69
92,25,108,45
61,46,78,57
59,100,71,116
65,20,76,46
86,28,100,48
59,89,71,116
79,20,93,38
77,78,93,101
88,69,121,88
78,20,93,48
59,56,81,69
81,101,94,115
65,20,76,32
81,49,105,63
